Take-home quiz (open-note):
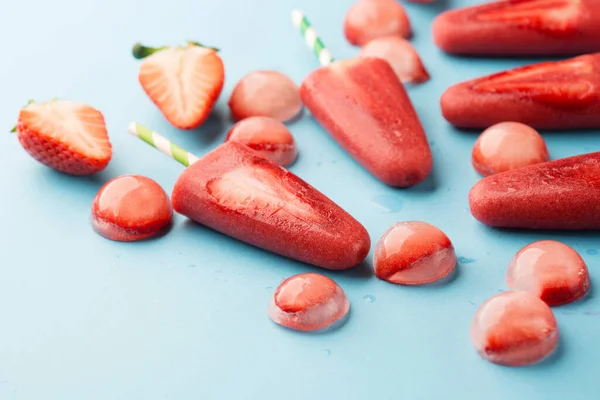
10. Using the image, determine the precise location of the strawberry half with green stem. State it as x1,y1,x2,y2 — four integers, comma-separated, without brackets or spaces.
133,41,225,130
12,99,112,175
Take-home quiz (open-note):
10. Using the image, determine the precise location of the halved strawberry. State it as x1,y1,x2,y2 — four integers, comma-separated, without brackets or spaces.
432,0,600,56
133,41,225,130
13,99,112,175
441,53,600,129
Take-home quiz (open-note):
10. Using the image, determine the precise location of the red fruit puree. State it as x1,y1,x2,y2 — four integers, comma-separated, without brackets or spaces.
226,116,297,166
471,291,559,366
374,221,457,285
471,122,549,176
268,273,350,331
228,71,302,122
507,240,591,306
92,175,172,241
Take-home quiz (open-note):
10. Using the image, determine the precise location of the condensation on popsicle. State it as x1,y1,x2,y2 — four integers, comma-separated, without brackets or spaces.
301,57,432,187
171,142,371,270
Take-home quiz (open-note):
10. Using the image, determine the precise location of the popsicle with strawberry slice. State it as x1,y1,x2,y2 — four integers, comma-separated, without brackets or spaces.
132,41,225,130
469,152,600,230
441,53,600,129
128,122,371,270
433,0,600,56
12,99,112,175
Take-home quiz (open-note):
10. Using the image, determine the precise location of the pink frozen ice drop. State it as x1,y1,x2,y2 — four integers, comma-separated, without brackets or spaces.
472,122,549,176
344,0,412,46
359,36,430,84
470,291,559,366
171,142,370,270
374,221,457,284
228,70,302,122
225,116,297,166
300,57,432,187
507,240,591,306
268,273,350,331
92,175,172,241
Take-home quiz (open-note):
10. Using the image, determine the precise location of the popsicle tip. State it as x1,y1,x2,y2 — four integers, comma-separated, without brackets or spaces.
291,9,304,27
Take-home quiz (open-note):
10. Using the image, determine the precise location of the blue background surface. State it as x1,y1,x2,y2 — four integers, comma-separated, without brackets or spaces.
1,0,599,398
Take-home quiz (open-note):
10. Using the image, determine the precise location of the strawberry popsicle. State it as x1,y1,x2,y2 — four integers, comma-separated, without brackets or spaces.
441,53,600,130
469,152,600,230
433,0,600,56
300,57,432,187
171,142,371,270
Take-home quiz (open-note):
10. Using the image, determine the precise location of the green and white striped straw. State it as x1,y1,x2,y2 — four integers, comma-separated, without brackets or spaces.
291,9,335,67
128,121,200,167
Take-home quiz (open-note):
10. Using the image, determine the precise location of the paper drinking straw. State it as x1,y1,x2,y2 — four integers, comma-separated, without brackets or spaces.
127,121,200,167
291,9,335,67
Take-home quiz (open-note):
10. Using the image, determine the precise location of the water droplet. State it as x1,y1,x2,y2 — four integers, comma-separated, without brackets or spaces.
188,264,196,268
316,161,322,166
116,255,121,259
468,300,475,306
584,310,600,316
458,257,476,264
371,195,404,213
485,251,491,256
324,349,331,356
332,160,337,164
215,268,222,274
178,252,183,256
363,295,376,304
238,272,242,276
266,286,273,290
429,140,436,146
586,249,598,256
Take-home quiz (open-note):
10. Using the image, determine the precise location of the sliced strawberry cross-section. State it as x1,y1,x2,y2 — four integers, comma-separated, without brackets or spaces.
171,142,371,270
206,165,317,223
473,0,580,35
133,41,225,130
441,53,600,129
14,99,112,175
433,0,600,56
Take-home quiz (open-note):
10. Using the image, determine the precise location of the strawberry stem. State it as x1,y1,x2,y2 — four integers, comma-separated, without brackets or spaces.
132,43,168,59
10,126,16,133
187,41,219,52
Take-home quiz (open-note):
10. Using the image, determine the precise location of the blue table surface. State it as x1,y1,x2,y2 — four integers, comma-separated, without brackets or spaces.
1,0,599,398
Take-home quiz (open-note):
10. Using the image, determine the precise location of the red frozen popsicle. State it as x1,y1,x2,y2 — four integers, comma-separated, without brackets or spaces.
441,53,600,130
300,57,432,187
433,0,600,56
469,152,600,230
171,142,371,270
